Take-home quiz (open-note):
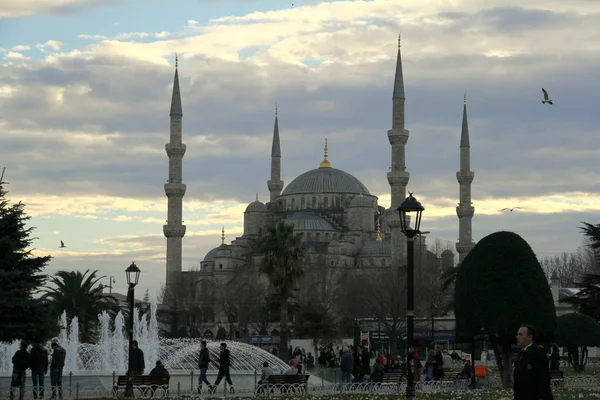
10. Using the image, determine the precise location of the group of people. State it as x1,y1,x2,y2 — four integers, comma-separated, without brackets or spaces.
197,341,235,394
10,340,66,400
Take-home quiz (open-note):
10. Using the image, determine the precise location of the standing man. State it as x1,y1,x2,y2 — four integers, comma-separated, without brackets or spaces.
49,340,66,400
211,343,233,393
130,340,145,375
30,342,49,400
197,341,213,394
514,324,554,400
10,341,29,400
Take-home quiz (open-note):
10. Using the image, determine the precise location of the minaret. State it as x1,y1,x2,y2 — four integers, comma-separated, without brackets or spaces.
387,32,411,268
163,55,187,302
267,104,283,203
456,93,475,263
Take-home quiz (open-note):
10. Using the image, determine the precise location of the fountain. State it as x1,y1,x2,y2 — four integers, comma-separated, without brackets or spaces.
0,299,288,374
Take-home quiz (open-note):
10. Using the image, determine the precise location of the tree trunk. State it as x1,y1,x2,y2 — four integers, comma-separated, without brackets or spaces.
279,296,288,360
498,346,513,389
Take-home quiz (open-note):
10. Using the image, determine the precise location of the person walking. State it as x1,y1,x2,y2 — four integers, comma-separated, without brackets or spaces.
514,324,554,400
30,342,49,399
49,340,66,399
10,341,29,400
197,341,213,394
130,340,145,375
211,343,234,393
339,346,353,384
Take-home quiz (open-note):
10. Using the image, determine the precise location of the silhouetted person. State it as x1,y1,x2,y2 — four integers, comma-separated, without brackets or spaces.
514,324,554,400
30,342,48,399
130,340,145,375
149,360,169,376
50,340,66,399
550,344,560,371
197,340,213,394
10,341,29,400
211,343,233,393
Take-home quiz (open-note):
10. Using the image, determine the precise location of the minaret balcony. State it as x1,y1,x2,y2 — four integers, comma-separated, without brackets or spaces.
456,205,475,217
164,182,187,197
387,170,410,186
456,241,475,254
166,143,187,157
267,180,283,192
387,128,409,145
456,171,474,184
163,224,186,237
385,210,409,229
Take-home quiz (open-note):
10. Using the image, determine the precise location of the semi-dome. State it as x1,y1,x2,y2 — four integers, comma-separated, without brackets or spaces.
358,240,391,258
281,168,370,196
245,199,266,213
284,214,336,231
349,195,374,208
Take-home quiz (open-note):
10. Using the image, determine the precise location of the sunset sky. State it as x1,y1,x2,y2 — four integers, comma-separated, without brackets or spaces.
1,0,599,299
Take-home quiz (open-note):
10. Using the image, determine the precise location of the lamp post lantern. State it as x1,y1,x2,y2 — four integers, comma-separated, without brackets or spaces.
397,192,424,400
124,261,141,398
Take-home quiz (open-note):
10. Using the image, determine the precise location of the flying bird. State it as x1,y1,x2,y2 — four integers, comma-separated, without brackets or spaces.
60,240,67,248
542,88,553,105
500,207,522,212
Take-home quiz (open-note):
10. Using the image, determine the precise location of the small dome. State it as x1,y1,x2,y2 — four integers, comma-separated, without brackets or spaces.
245,200,267,213
203,243,229,261
203,247,218,261
441,249,454,256
358,240,391,258
285,214,336,231
348,195,373,208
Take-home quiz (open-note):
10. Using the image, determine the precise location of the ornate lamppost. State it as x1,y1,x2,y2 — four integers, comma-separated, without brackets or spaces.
228,312,237,341
124,261,141,398
397,192,424,400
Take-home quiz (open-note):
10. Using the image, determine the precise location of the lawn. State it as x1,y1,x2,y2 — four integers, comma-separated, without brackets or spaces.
88,387,600,399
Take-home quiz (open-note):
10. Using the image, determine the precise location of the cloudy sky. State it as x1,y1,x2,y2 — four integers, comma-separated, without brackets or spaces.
1,0,599,299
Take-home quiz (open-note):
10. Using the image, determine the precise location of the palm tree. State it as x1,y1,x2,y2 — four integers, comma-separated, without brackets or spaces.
255,220,306,359
43,269,119,343
580,222,600,266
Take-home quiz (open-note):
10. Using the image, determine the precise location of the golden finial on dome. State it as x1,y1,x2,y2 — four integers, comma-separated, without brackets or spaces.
319,138,332,168
221,226,225,244
398,31,401,49
275,103,278,117
464,91,467,105
376,220,382,241
175,53,178,68
255,193,259,201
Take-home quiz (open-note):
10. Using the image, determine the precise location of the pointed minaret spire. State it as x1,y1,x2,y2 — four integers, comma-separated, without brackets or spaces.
387,30,411,268
267,104,283,203
170,55,183,117
456,92,475,263
163,61,187,305
221,226,225,244
376,221,382,241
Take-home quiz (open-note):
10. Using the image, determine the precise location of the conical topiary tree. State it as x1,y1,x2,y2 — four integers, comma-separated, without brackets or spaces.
556,312,600,372
455,231,556,388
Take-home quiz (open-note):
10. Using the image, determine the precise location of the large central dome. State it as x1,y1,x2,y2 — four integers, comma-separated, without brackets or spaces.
282,167,370,196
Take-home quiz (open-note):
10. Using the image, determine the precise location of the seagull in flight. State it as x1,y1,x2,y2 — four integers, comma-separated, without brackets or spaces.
500,207,522,212
542,88,553,105
60,240,67,248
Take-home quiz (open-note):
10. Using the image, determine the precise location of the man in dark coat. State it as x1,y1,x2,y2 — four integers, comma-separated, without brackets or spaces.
30,342,49,399
50,340,66,399
211,343,234,393
514,324,554,400
129,340,145,375
10,341,29,400
197,341,213,394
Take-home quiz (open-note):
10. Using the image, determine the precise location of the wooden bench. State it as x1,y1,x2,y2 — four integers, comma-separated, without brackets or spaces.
381,372,404,384
256,374,310,395
112,375,170,397
550,370,564,387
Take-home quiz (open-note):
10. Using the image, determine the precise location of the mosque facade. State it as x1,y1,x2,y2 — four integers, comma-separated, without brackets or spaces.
162,34,475,332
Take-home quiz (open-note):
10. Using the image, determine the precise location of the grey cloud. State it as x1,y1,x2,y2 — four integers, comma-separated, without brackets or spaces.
0,0,120,19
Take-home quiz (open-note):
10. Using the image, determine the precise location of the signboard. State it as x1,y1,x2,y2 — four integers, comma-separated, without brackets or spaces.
399,330,456,341
360,331,369,341
370,331,390,344
249,336,273,344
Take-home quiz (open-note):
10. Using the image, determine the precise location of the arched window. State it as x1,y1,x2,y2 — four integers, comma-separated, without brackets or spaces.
312,197,317,208
336,197,340,207
301,197,306,209
324,197,329,208
291,198,295,209
316,233,320,242
325,233,330,241
306,233,311,241
283,199,287,209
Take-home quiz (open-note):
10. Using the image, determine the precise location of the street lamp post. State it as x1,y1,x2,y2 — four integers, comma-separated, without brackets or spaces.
124,261,141,398
430,303,438,350
397,192,425,400
228,312,237,341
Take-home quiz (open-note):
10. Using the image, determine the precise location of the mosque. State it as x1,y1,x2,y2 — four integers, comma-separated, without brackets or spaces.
161,34,476,330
